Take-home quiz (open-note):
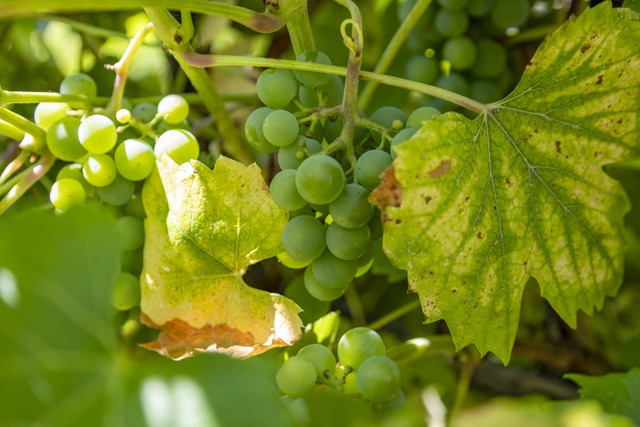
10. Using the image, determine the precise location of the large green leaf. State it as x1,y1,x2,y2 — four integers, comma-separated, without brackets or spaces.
566,369,640,425
141,156,302,359
372,4,640,363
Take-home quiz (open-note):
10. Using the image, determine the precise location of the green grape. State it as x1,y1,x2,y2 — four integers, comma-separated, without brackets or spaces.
391,128,418,160
256,68,298,108
132,102,158,123
370,107,407,143
114,139,155,181
277,136,322,170
434,9,469,36
337,327,385,370
46,116,87,161
97,174,135,206
369,211,383,240
115,216,145,251
472,39,508,78
277,251,311,269
157,94,189,124
59,72,97,97
155,118,190,134
293,50,333,88
263,110,300,147
355,243,375,277
120,249,143,275
356,356,401,403
124,193,146,219
83,154,117,187
334,365,359,394
49,178,86,211
298,85,320,108
299,119,324,142
404,55,439,85
326,222,370,261
467,0,494,17
471,80,502,103
245,107,278,153
270,169,307,211
310,249,358,288
490,0,530,31
324,115,368,144
379,389,407,414
329,183,374,229
116,109,131,124
154,129,199,164
111,272,140,311
321,75,345,107
297,344,336,377
355,150,392,191
303,266,347,301
291,204,314,218
407,106,440,128
78,114,118,154
56,163,94,196
34,102,69,130
276,356,317,398
442,36,478,71
295,155,345,205
438,0,469,10
435,72,470,110
284,275,329,324
282,215,326,262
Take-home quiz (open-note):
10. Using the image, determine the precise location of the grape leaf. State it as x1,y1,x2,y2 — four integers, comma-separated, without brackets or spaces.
141,156,302,359
371,4,640,363
566,369,640,425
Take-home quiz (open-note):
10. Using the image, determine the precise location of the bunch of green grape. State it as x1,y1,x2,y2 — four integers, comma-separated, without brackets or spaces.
398,0,535,109
276,327,403,407
37,72,201,313
246,51,441,302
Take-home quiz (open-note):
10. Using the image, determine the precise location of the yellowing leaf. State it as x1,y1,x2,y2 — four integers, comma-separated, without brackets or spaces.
372,4,640,363
141,156,302,359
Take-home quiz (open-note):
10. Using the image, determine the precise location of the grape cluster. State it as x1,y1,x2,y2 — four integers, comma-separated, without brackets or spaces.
39,73,201,312
399,0,533,109
276,327,402,405
247,51,440,301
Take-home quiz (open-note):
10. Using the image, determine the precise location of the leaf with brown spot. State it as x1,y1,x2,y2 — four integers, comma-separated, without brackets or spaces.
372,4,640,364
141,156,302,359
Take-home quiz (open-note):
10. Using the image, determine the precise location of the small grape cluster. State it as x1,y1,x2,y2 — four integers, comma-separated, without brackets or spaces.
246,51,440,301
276,327,402,406
400,0,532,108
38,72,201,313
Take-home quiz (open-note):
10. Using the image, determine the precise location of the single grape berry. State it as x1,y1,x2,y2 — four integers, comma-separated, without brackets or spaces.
256,68,298,108
82,154,117,187
276,356,317,398
337,327,385,370
406,107,440,128
245,107,278,153
111,272,140,311
390,128,418,160
329,184,374,229
50,178,86,211
34,102,69,130
355,150,392,191
78,114,118,154
442,36,478,71
46,116,87,161
263,110,300,147
295,155,345,205
326,223,370,261
132,102,158,123
270,170,307,212
59,72,97,97
277,137,322,170
434,9,469,36
115,216,145,251
297,344,336,377
404,55,440,85
154,129,199,164
158,94,189,124
97,175,135,206
370,107,407,144
293,50,333,88
115,139,155,181
303,266,347,301
310,249,358,288
282,215,326,262
356,356,401,403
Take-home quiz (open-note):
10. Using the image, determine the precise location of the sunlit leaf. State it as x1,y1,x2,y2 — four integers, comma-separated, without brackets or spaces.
141,156,302,359
372,4,640,363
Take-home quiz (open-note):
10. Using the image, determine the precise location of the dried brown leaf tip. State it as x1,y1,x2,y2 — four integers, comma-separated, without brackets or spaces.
369,165,403,213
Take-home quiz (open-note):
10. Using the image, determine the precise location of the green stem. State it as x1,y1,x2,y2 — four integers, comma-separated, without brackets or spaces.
0,152,56,215
0,91,110,106
344,285,367,326
0,119,25,141
0,107,46,153
147,8,252,164
285,2,315,56
0,150,28,186
504,24,558,45
367,299,421,331
449,351,478,420
0,0,285,33
39,14,160,44
106,22,155,115
386,335,456,366
181,53,488,113
359,0,434,111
